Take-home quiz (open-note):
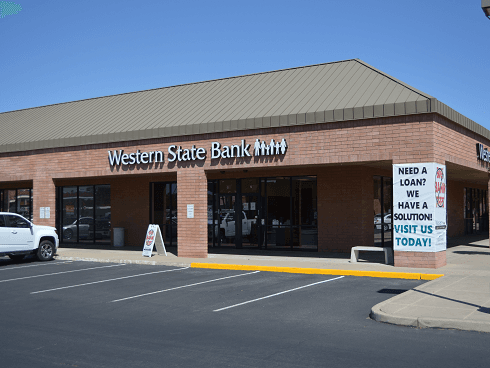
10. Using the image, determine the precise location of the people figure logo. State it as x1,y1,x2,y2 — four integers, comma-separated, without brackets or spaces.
254,139,261,156
280,138,287,154
253,138,287,156
260,140,266,155
269,139,275,155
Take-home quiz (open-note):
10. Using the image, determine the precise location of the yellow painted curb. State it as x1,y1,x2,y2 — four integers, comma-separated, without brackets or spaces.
190,263,444,280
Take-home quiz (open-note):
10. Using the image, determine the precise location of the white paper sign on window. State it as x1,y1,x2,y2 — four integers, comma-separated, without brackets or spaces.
393,163,446,253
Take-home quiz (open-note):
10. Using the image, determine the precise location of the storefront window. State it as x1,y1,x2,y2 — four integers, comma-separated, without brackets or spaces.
8,190,16,213
95,185,111,243
374,176,393,247
0,188,32,219
57,185,111,244
208,181,218,247
464,188,488,235
151,182,177,247
61,186,78,243
207,176,318,251
242,178,260,194
219,179,236,194
266,178,291,249
78,186,94,242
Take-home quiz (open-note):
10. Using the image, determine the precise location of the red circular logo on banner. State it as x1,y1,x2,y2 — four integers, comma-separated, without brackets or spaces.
435,167,445,208
145,229,155,246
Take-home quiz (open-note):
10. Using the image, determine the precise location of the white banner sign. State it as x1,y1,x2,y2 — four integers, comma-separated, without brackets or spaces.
393,163,447,252
142,224,167,257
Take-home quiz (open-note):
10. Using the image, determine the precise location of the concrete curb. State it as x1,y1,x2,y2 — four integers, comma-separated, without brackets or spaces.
55,255,191,268
55,255,443,280
370,302,490,333
190,263,444,280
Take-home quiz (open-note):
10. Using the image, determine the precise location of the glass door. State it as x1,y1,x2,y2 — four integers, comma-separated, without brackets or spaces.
241,194,259,248
218,194,236,247
151,182,177,247
78,186,95,243
61,186,78,243
373,176,393,248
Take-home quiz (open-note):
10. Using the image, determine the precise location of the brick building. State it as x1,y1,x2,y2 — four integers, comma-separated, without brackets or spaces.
1,59,488,268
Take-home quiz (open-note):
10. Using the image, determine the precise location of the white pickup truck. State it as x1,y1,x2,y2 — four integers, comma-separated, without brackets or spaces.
0,212,59,261
209,211,256,241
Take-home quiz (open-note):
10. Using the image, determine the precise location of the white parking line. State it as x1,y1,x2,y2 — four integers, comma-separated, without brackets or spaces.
213,276,345,312
111,271,261,303
0,264,125,283
31,267,190,294
0,261,74,271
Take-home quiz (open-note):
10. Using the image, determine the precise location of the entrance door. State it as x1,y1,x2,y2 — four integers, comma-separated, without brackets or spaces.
151,182,177,247
218,194,236,247
242,194,260,248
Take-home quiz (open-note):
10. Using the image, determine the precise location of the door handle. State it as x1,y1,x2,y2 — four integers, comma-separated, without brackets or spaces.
11,231,17,234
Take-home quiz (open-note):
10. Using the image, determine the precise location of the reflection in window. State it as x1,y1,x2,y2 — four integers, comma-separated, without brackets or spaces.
464,187,489,235
5,214,30,228
95,185,111,243
58,185,111,244
62,187,78,243
151,182,177,247
0,188,32,219
78,186,94,242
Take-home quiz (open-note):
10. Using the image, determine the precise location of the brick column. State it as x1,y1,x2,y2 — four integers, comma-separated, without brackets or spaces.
317,166,372,252
488,174,490,249
177,169,208,258
33,177,56,227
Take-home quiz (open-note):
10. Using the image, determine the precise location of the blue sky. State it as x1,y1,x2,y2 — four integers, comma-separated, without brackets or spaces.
1,1,489,129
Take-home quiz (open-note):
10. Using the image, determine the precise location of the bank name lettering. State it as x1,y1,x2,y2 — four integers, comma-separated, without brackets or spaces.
476,143,490,163
108,138,287,166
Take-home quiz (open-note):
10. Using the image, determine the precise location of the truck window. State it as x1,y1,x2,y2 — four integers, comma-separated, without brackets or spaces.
5,214,30,228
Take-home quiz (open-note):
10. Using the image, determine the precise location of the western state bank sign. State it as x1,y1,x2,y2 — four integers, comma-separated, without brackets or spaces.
108,138,288,166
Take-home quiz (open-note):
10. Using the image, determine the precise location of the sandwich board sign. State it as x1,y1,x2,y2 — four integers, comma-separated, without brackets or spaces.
142,224,167,257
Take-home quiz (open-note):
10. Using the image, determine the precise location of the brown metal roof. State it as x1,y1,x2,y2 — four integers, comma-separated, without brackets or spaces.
0,59,487,153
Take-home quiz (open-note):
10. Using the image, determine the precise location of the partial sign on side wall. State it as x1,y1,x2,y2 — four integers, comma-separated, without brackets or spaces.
393,163,447,252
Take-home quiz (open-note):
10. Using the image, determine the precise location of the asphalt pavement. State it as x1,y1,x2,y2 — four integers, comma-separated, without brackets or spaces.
0,260,487,368
52,234,490,333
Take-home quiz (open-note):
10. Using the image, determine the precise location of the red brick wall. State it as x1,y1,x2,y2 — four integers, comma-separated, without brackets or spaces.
32,177,56,227
177,169,207,257
111,176,150,249
317,166,372,252
394,250,447,268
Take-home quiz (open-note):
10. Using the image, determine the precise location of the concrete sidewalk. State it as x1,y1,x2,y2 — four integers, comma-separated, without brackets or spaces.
371,237,490,333
54,235,490,333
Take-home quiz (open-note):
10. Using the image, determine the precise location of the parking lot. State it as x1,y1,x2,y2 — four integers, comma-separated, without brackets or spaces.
0,258,488,368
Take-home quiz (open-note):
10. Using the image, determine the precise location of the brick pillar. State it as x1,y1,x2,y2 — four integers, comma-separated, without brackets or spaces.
488,174,490,249
317,166,372,252
33,177,56,227
177,169,208,258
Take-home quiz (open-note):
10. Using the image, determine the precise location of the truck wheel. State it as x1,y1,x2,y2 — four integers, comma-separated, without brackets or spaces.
37,240,55,261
